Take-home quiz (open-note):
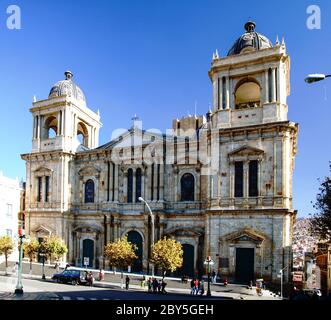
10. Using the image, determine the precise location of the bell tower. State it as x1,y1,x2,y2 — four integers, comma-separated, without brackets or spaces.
209,21,290,129
31,71,102,153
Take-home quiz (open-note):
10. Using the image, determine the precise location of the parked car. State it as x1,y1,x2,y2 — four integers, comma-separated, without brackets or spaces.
52,269,89,285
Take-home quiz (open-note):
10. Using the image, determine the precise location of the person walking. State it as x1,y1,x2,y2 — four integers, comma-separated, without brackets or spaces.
147,278,152,293
211,270,216,284
194,278,199,295
98,269,105,281
152,278,159,293
87,272,94,287
190,278,195,295
161,279,167,294
125,275,130,290
199,280,205,296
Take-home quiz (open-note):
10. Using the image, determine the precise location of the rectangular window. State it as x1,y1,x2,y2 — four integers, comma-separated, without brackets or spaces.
6,204,13,217
45,176,50,202
37,177,42,202
249,160,258,197
234,162,244,198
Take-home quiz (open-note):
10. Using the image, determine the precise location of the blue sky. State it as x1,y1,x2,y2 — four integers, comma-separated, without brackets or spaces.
0,0,330,217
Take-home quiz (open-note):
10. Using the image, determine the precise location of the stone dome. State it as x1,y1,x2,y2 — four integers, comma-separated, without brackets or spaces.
49,71,86,105
227,21,273,56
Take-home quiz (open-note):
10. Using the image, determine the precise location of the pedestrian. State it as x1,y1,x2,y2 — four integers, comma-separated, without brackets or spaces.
194,278,199,295
190,278,195,295
211,270,216,284
199,280,205,296
147,278,152,293
152,278,159,293
88,272,94,287
141,276,146,288
125,275,130,290
157,280,162,293
12,262,18,275
98,269,105,281
161,279,167,294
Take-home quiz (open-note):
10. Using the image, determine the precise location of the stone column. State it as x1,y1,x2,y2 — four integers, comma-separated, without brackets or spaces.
159,165,164,201
219,77,223,110
62,109,66,136
114,165,119,201
229,162,234,200
226,77,230,110
271,68,276,102
132,168,136,203
213,77,218,111
265,70,269,103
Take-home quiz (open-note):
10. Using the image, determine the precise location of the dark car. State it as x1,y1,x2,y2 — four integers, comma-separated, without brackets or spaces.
52,269,88,285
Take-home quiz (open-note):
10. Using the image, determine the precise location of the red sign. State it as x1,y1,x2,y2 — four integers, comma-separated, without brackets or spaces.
18,228,25,237
293,272,303,282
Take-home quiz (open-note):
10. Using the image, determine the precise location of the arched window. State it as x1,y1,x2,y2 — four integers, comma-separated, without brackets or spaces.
235,80,261,109
181,173,195,201
135,168,142,202
77,122,89,147
85,179,95,203
127,169,133,203
44,116,58,139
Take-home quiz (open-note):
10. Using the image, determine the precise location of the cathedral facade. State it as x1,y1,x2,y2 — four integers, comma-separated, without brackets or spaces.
22,21,298,284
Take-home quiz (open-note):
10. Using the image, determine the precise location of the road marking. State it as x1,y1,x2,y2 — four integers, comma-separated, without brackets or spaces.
77,297,85,300
90,298,97,300
63,296,71,300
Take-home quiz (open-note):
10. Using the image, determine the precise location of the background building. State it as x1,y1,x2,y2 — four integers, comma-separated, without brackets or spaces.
21,21,298,285
0,171,21,263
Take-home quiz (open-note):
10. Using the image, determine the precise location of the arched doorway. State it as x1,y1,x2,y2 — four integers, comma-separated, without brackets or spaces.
127,231,143,272
82,239,94,268
177,244,195,278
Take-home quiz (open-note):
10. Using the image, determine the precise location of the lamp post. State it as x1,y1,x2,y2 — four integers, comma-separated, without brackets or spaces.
15,228,25,295
39,241,47,280
305,73,331,83
204,256,214,297
279,265,290,300
138,197,155,277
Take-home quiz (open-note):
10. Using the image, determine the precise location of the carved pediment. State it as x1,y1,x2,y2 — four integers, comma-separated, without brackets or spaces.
164,228,202,238
221,228,265,244
32,225,53,237
34,167,52,176
78,165,101,177
228,145,264,157
73,223,103,234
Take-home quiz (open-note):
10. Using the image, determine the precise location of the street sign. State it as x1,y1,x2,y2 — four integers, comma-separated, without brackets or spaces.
204,259,215,265
83,257,89,267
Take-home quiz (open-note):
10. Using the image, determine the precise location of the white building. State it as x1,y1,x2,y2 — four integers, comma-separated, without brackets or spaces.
0,171,20,263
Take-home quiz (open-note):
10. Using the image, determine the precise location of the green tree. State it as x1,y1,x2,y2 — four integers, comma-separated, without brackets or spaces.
151,237,183,279
0,236,14,272
310,163,331,241
23,238,39,272
47,236,68,264
104,237,137,286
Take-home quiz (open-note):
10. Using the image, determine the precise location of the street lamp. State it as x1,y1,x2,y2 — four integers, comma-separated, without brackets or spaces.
305,73,331,84
204,256,214,297
279,265,290,300
138,197,155,277
39,241,47,280
15,228,25,295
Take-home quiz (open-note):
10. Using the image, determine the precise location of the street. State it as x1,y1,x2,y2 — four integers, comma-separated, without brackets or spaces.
0,272,279,301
